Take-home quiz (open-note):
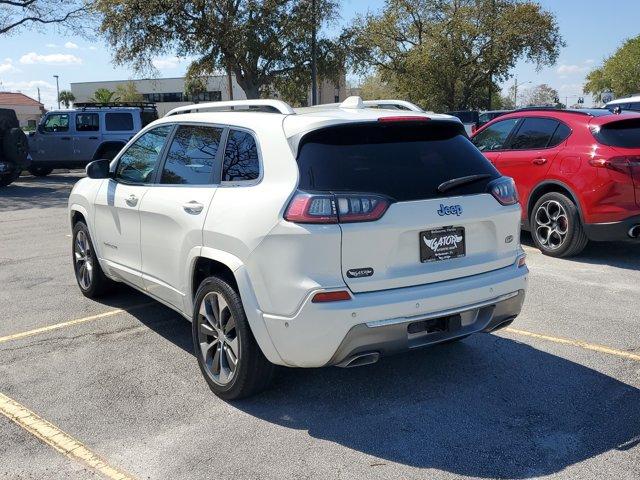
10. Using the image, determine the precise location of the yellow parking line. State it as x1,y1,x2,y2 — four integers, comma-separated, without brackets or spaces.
504,327,640,362
0,392,135,479
0,303,153,344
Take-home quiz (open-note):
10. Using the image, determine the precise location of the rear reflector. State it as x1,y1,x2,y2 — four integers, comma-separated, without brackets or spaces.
311,290,352,303
378,116,430,122
285,191,391,224
517,253,527,268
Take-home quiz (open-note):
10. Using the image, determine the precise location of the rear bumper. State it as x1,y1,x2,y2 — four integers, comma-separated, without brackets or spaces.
583,214,640,241
328,290,525,367
262,261,528,367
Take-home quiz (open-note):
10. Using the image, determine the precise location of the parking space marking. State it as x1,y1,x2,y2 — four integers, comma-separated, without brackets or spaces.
0,303,153,344
504,327,640,362
0,392,134,479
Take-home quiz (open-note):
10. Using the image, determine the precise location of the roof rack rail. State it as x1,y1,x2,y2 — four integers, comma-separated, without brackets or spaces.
513,107,593,116
165,99,295,117
362,99,425,112
74,102,157,110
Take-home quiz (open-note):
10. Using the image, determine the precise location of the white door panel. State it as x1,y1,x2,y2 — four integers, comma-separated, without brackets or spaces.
93,179,147,288
139,186,217,309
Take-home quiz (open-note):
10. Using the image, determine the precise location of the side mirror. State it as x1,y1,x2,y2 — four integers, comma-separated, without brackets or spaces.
86,159,112,179
37,124,44,134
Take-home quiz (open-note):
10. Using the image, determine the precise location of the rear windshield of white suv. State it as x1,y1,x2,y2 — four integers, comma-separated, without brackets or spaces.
297,122,500,201
592,118,640,148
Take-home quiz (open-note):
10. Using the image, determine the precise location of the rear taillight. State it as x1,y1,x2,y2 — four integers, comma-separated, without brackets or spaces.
284,191,391,224
589,156,640,173
488,177,519,206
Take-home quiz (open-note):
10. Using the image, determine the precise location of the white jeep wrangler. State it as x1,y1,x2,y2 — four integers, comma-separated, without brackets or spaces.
68,97,528,399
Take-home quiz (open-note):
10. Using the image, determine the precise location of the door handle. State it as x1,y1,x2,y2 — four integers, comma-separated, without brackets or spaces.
89,136,98,140
125,194,138,207
533,157,547,165
183,200,204,214
61,136,71,140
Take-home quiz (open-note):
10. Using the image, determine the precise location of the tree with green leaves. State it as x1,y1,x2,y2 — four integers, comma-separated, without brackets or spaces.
358,73,399,101
584,36,640,102
58,90,75,108
88,88,120,103
0,0,88,35
344,0,564,111
95,0,344,100
115,81,144,102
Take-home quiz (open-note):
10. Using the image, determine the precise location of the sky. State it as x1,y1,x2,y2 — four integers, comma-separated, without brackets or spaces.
1,0,639,110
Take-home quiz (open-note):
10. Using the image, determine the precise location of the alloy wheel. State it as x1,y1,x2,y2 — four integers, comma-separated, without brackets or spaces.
74,230,93,289
534,200,569,250
197,292,240,386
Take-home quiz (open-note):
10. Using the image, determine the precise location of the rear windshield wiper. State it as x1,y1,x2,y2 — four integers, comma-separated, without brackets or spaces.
437,174,493,193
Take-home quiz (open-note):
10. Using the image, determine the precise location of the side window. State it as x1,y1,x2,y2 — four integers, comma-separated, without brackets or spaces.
76,113,99,132
472,118,519,152
628,102,640,112
43,114,69,133
160,125,223,185
548,122,571,147
508,118,560,150
115,125,172,184
105,113,134,131
222,129,259,182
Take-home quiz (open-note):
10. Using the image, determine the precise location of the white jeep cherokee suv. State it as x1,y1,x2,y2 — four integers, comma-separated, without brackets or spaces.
68,97,528,399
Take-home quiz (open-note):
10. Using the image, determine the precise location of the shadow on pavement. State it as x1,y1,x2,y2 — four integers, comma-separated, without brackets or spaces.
116,292,640,479
522,231,639,271
0,172,83,211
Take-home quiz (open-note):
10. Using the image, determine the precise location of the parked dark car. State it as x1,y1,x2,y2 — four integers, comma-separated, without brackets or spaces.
478,110,511,128
445,110,480,135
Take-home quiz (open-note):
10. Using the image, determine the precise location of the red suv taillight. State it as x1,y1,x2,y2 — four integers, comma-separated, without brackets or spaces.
589,156,640,173
284,191,391,224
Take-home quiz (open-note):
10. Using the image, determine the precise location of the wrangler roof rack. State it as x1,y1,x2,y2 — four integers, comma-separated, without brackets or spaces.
165,99,295,117
74,102,157,110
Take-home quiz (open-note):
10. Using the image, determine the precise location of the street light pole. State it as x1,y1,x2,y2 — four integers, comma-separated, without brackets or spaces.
53,75,60,109
310,0,318,106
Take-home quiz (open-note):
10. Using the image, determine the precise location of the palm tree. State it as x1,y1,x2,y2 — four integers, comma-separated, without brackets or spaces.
88,88,120,104
58,90,75,108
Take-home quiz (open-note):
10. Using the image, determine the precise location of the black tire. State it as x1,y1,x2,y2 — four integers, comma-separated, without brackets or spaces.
193,276,274,400
2,127,29,165
0,170,20,187
72,221,114,298
530,192,588,258
28,166,54,177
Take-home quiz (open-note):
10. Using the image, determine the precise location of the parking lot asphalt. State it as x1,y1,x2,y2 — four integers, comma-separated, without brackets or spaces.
1,172,639,480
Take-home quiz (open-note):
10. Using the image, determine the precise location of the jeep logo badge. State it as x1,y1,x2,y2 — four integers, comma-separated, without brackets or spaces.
437,204,463,216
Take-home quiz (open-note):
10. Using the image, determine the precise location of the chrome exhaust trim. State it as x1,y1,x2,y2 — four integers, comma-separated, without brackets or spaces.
335,352,380,368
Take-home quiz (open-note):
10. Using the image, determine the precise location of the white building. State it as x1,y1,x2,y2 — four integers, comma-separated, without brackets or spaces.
71,75,346,116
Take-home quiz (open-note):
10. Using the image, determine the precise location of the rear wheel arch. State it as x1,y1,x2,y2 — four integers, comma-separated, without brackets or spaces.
527,181,584,225
192,256,239,300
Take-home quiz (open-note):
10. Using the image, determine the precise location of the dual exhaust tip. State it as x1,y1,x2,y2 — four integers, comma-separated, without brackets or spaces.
628,225,640,239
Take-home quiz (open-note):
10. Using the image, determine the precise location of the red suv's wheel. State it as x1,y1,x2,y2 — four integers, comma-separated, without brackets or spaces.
530,192,588,258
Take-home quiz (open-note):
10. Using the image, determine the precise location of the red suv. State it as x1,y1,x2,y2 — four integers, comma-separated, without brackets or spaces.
471,108,640,257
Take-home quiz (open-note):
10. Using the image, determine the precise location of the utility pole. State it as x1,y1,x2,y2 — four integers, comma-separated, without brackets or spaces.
227,63,234,101
53,75,60,109
310,0,318,106
37,87,41,104
513,77,518,109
